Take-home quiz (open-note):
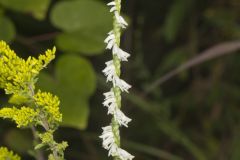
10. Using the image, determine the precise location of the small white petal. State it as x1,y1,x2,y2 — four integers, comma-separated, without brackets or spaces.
114,109,132,127
104,33,115,44
113,45,130,61
114,12,128,28
114,77,131,93
109,143,119,157
107,1,116,6
104,31,116,49
103,90,118,114
102,60,116,82
106,39,115,49
110,6,117,12
117,148,134,160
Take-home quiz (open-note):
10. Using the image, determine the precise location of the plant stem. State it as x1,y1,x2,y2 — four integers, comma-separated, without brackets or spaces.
31,126,45,160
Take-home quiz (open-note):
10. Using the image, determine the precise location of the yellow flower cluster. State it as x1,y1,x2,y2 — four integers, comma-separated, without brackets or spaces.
38,130,54,144
0,147,21,160
34,90,62,124
0,40,56,95
0,41,67,159
0,107,37,128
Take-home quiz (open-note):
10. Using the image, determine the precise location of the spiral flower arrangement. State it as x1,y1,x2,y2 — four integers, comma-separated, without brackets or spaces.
99,0,134,160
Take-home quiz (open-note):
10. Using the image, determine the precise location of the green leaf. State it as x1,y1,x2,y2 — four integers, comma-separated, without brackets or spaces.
56,28,106,55
34,143,45,150
56,54,96,97
51,0,112,55
0,15,16,42
163,0,193,42
37,54,96,129
0,0,50,20
50,0,112,32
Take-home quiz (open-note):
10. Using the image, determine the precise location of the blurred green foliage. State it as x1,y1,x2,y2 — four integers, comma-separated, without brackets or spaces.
37,54,96,129
0,15,15,42
0,0,240,159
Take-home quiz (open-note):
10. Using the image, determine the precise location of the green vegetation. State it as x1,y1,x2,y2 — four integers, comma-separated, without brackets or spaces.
0,0,239,159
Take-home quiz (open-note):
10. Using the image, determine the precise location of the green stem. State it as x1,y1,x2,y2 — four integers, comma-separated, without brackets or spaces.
30,126,45,160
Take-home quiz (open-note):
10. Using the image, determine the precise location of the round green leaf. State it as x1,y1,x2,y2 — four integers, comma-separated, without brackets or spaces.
0,16,15,42
56,54,96,96
0,0,50,20
37,54,96,129
58,91,90,129
50,0,112,32
56,29,106,55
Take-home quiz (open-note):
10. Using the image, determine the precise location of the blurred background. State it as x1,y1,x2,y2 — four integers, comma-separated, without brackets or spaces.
0,0,240,159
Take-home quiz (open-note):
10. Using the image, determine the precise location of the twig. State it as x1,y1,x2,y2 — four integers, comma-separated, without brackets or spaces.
145,40,240,94
31,126,45,160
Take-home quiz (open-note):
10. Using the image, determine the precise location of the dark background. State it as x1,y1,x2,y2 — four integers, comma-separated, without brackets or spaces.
0,0,240,159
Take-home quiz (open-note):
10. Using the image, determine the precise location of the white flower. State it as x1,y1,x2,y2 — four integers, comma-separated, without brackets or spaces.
113,44,130,61
102,61,131,92
100,126,119,156
102,60,116,82
103,90,117,114
107,1,116,7
104,31,115,49
103,90,131,127
107,1,117,12
114,109,132,127
109,143,119,157
113,77,131,93
105,33,130,61
99,126,115,150
100,126,134,159
117,148,135,160
114,11,128,28
107,1,128,28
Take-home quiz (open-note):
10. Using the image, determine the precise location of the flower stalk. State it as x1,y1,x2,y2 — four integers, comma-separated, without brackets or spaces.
100,0,134,160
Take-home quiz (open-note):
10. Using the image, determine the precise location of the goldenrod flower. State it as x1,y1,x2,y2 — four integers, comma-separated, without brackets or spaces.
0,147,21,160
34,90,62,124
0,40,55,95
0,107,37,128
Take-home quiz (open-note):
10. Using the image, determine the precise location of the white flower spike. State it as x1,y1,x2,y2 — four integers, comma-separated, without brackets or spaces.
101,0,134,159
